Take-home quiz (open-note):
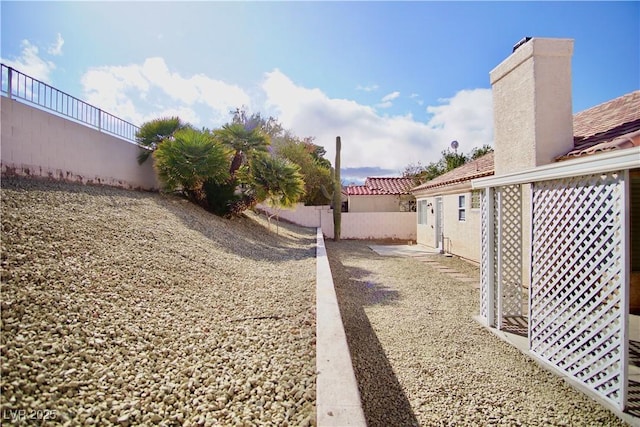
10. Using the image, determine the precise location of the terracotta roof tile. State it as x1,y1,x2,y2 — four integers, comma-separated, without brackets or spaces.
411,90,639,192
560,90,640,160
412,153,494,192
346,177,415,196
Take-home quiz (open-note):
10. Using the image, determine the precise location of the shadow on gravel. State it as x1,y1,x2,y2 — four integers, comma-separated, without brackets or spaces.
153,196,317,263
1,177,316,263
326,240,420,427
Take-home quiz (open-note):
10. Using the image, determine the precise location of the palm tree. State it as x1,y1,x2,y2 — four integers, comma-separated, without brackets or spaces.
214,123,270,177
136,117,186,165
247,154,305,233
152,128,231,206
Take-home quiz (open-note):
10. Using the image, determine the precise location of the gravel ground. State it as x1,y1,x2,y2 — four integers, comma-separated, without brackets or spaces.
1,178,316,426
326,239,628,427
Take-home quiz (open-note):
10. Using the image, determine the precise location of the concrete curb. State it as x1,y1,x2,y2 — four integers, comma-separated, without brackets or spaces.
316,229,367,426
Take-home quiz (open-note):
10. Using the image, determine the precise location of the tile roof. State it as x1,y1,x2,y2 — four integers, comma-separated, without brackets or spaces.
412,90,640,192
346,177,415,196
412,152,494,192
559,90,640,160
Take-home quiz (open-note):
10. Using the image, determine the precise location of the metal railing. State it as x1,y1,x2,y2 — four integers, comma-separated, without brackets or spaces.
1,64,140,143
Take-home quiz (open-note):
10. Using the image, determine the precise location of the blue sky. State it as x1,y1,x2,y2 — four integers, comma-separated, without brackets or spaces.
2,1,638,183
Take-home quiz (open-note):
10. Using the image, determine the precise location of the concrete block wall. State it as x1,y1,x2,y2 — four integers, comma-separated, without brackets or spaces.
257,203,416,241
1,97,158,190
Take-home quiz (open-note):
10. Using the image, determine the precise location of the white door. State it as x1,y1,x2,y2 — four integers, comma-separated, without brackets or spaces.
434,197,443,249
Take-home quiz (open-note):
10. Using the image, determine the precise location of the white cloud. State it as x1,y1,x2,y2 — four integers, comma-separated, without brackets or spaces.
1,39,56,83
425,89,494,151
2,39,492,180
381,91,400,102
80,57,250,126
262,70,493,177
410,93,424,106
376,91,400,109
356,84,379,92
47,33,64,56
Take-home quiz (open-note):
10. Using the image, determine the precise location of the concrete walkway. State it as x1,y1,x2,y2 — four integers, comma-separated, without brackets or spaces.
367,246,639,425
369,245,480,289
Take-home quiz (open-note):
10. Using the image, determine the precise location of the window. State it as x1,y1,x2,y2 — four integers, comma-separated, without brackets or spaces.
458,195,466,221
471,190,481,209
418,200,428,224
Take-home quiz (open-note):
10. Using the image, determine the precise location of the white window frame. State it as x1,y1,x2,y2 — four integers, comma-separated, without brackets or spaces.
458,195,466,221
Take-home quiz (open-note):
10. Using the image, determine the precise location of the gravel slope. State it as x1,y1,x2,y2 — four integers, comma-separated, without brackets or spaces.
1,178,316,426
326,240,628,427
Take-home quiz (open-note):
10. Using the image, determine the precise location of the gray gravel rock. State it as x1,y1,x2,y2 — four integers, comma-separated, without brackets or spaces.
326,240,629,427
1,178,316,426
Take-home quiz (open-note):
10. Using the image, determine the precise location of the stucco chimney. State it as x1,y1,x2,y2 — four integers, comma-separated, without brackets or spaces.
490,37,574,175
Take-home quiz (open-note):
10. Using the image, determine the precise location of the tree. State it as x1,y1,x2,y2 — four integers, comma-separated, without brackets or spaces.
469,144,494,160
403,161,444,184
273,137,333,205
246,154,305,233
152,128,230,206
230,108,283,139
214,123,271,177
136,117,186,165
403,144,494,185
442,149,467,171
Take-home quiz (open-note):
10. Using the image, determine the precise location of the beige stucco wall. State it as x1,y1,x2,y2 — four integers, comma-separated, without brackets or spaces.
258,203,416,240
415,190,482,263
1,97,158,190
348,194,401,212
490,38,574,175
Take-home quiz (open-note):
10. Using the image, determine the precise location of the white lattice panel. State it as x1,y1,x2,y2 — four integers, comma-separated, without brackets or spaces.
497,185,523,319
530,171,627,409
480,189,490,321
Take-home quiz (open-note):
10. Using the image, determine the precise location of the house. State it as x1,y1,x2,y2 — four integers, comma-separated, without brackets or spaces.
412,153,494,262
469,37,639,416
345,177,415,213
413,89,639,265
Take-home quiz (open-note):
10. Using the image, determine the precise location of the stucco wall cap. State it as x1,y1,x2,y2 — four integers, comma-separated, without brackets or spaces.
490,38,574,85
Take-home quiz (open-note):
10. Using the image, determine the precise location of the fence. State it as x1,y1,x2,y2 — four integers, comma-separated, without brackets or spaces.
1,65,158,190
257,203,417,241
473,147,640,414
1,64,140,143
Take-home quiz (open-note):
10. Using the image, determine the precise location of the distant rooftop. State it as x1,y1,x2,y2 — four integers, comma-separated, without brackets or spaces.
346,177,415,196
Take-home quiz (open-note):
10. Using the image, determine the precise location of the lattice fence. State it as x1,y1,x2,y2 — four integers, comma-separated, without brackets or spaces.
480,189,491,323
497,185,523,320
480,186,524,327
530,171,628,409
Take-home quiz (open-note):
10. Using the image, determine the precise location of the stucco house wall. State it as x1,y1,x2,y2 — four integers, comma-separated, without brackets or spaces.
413,154,494,263
415,189,482,263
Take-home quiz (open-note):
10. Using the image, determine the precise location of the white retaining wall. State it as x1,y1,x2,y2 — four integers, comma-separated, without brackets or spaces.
258,203,416,240
315,229,367,426
1,97,158,190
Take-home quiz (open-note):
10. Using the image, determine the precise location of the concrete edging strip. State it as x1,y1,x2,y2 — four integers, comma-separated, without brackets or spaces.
316,228,367,426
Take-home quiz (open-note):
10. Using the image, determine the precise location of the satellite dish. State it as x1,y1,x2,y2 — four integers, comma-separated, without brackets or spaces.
450,140,459,153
